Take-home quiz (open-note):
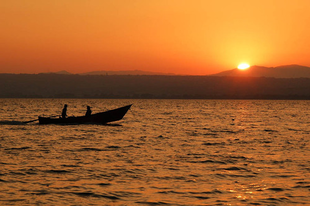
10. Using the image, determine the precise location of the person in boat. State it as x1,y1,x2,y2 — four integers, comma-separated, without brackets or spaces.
85,106,92,116
61,104,68,118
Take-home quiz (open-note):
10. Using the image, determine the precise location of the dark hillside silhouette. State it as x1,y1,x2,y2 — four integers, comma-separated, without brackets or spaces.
1,73,310,99
212,65,310,78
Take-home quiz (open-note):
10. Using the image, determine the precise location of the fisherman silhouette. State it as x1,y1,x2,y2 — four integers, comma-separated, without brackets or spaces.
61,104,68,118
85,106,92,116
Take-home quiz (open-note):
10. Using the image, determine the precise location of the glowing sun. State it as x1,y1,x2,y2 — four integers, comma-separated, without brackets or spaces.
237,63,250,70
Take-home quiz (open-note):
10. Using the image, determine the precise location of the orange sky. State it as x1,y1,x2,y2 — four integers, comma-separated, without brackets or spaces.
1,0,310,75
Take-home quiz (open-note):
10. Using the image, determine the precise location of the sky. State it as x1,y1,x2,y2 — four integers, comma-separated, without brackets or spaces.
1,0,310,75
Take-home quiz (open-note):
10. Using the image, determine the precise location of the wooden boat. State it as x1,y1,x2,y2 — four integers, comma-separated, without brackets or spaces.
38,104,132,125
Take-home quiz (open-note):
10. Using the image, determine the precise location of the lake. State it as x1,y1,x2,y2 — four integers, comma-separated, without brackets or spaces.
0,99,309,205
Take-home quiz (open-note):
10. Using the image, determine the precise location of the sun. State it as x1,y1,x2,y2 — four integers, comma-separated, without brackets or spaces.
237,63,250,70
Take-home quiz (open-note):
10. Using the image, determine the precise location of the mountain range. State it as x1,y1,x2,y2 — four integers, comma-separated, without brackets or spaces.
212,65,310,78
32,64,310,78
48,70,175,76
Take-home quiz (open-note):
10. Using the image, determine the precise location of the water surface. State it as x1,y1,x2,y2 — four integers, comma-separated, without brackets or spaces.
0,99,309,205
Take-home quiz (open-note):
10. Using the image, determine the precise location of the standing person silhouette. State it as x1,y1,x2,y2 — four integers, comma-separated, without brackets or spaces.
85,106,92,116
61,104,68,118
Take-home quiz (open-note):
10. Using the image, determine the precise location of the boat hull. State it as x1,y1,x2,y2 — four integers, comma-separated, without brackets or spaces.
38,104,132,125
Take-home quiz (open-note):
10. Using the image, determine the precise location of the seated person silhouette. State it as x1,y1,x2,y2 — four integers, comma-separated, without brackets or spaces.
85,106,92,116
61,104,68,118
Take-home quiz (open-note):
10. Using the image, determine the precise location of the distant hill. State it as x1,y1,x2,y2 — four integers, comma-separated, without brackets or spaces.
40,70,72,75
39,70,175,76
212,65,310,78
80,70,175,75
54,70,72,75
